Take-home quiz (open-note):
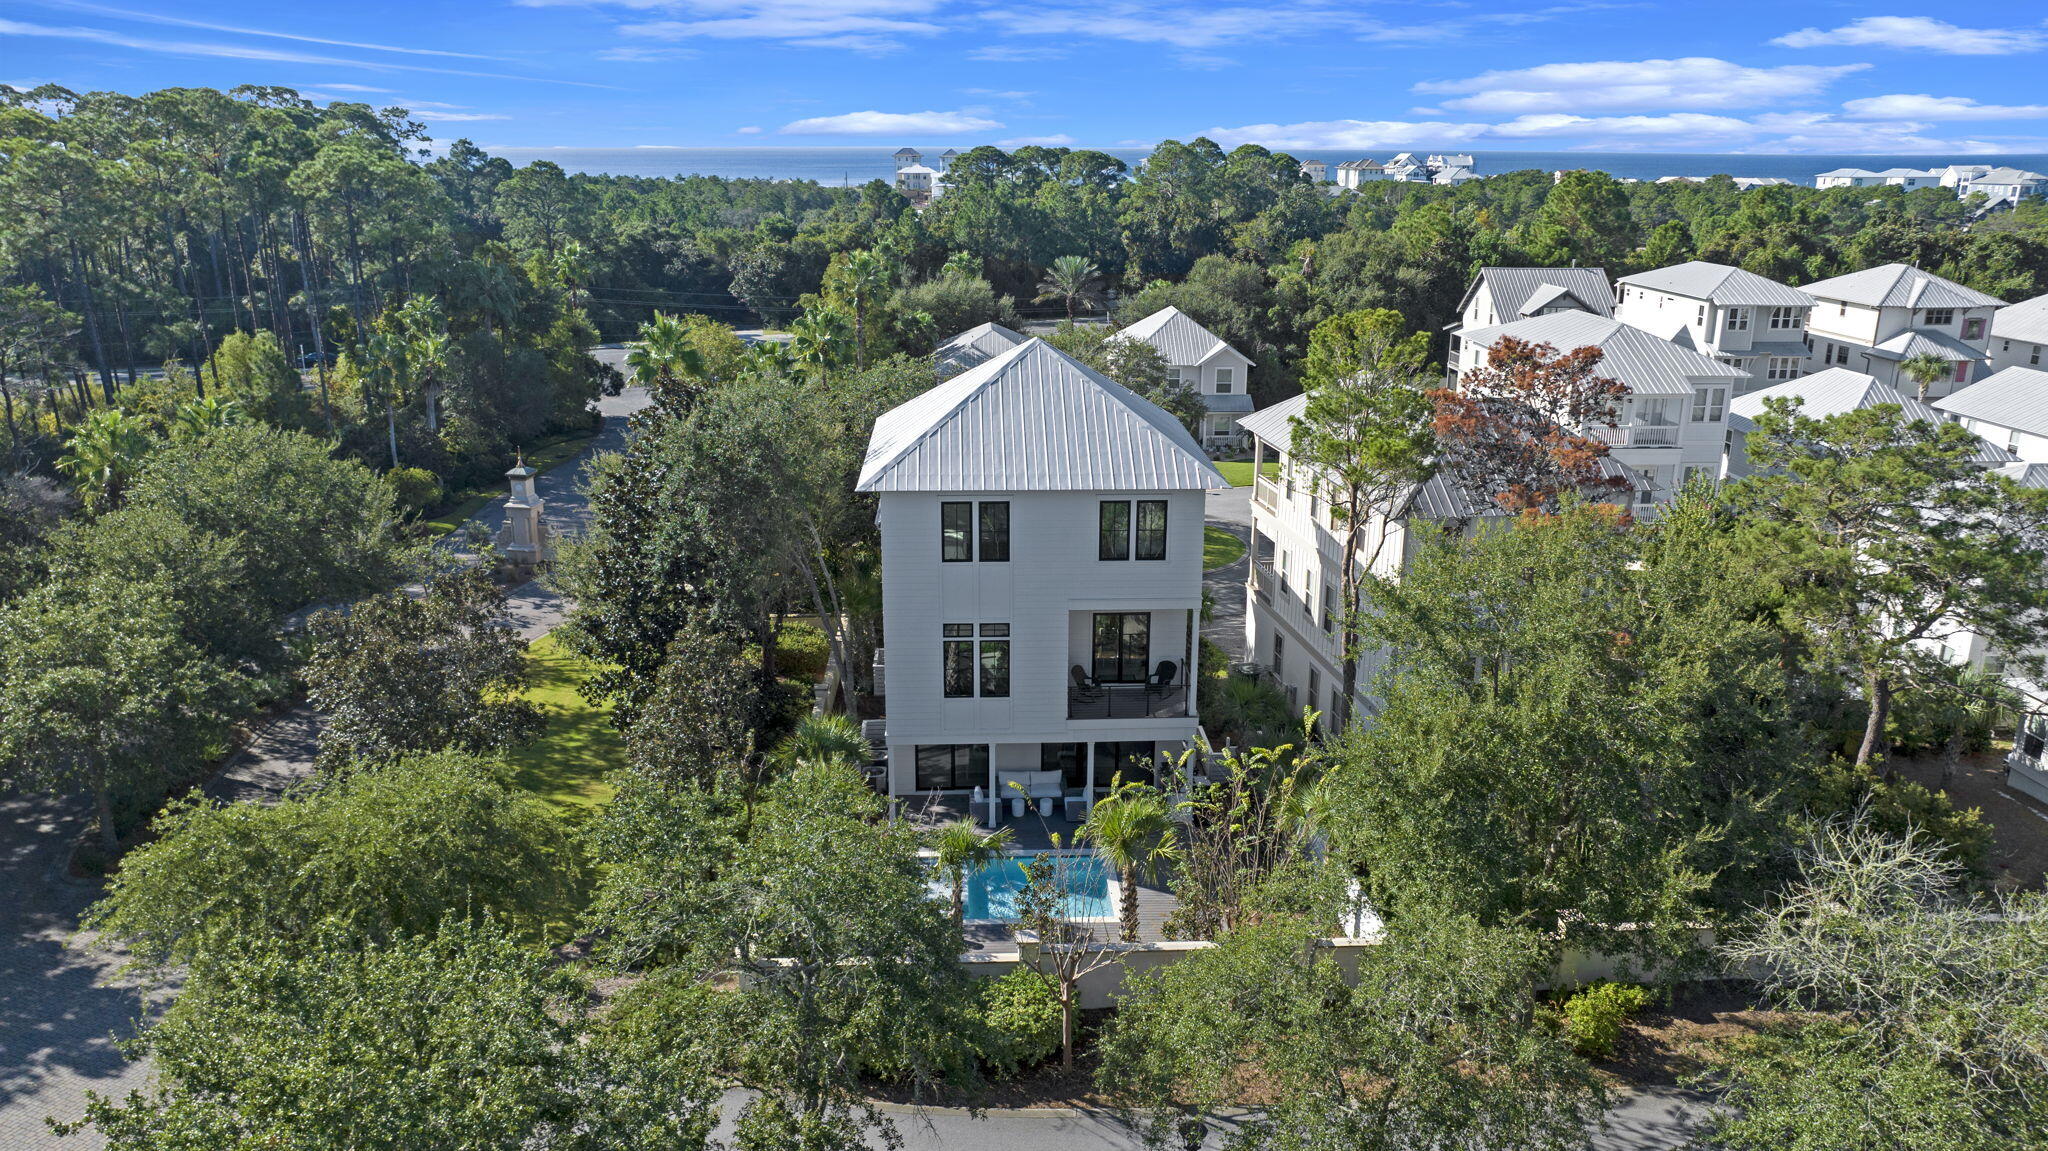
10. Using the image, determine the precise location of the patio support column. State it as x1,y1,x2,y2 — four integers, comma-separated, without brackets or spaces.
1084,742,1096,811
988,744,999,826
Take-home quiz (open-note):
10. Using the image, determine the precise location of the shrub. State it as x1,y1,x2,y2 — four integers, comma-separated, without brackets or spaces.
773,620,831,681
978,969,1060,1073
386,466,443,514
1560,981,1653,1059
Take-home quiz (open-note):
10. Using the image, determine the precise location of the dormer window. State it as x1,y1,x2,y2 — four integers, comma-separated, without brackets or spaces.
1924,308,1954,326
1768,307,1802,330
1725,308,1749,331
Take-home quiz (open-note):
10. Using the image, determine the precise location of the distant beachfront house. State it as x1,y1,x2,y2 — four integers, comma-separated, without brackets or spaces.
1298,158,1328,182
1960,167,2048,207
935,321,1029,379
1657,175,1793,190
1991,293,2048,373
1814,167,1885,189
894,147,923,171
1450,310,1743,507
1799,263,2003,399
1334,158,1385,188
895,164,940,196
1616,260,1813,395
1876,168,1943,190
1384,152,1426,181
1113,306,1256,450
1432,165,1477,186
1940,164,1992,189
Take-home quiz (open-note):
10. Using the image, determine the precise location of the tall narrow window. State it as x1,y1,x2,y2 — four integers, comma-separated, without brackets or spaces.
1091,612,1150,683
1098,501,1130,560
1214,367,1234,393
1134,500,1168,560
1691,386,1727,423
942,624,974,697
978,623,1010,698
941,502,972,562
978,501,1010,562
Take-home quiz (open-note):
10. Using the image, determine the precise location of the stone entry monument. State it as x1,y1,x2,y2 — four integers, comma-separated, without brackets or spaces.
496,455,550,578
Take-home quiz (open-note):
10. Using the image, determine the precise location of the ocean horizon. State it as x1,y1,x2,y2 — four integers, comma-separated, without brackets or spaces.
481,146,2048,188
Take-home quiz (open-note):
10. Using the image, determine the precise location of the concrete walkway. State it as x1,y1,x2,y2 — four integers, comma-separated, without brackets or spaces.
1202,484,1253,662
0,386,647,1145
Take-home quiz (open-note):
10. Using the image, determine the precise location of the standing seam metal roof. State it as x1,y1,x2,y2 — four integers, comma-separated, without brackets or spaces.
856,339,1226,493
1114,306,1253,368
1459,267,1616,322
1457,312,1747,396
1993,294,2048,345
1798,263,2005,310
934,321,1029,375
1933,366,2048,439
1617,261,1812,307
1730,368,2014,464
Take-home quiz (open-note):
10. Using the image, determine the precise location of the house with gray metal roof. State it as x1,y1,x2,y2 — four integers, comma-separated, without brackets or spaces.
1451,310,1744,505
934,321,1029,379
1616,260,1813,394
1960,167,2048,206
1800,263,2004,399
856,337,1222,814
1113,306,1256,449
1452,266,1615,335
1334,158,1386,189
1991,294,2048,374
1935,366,2048,463
1722,367,2014,477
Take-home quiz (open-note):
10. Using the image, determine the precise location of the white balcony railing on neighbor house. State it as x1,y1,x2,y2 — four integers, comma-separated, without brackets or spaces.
1590,424,1679,448
1253,475,1281,510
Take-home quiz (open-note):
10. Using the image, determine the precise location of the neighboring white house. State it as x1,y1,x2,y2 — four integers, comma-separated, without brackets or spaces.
1384,153,1426,181
1235,395,1646,726
1934,366,2048,463
1450,310,1746,505
1114,306,1256,449
1959,167,2048,206
893,147,923,171
1991,293,2048,373
934,321,1028,378
1656,175,1794,190
1940,164,1992,189
1721,367,2014,478
1433,165,1478,186
1615,260,1813,394
1449,266,1615,334
1334,158,1386,188
1815,168,1885,189
1799,263,2003,398
1877,168,1943,190
1299,158,1328,182
894,164,940,196
856,338,1224,813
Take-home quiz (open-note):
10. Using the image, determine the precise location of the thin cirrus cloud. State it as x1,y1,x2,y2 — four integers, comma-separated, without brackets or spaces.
1414,57,1867,114
0,17,621,88
779,109,1003,135
996,133,1077,147
1203,110,2021,154
1840,93,2048,121
27,0,511,59
589,0,946,53
1772,17,2046,56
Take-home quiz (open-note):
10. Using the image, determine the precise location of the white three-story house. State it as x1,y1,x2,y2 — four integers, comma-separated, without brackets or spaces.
856,339,1225,815
1614,260,1813,394
1800,263,2003,398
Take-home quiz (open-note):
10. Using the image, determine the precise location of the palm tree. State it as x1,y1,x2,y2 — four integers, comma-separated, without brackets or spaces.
56,408,153,511
772,712,870,771
929,819,1013,932
788,310,848,381
170,395,243,441
626,312,709,414
1080,779,1180,942
832,250,891,371
1900,352,1953,401
1035,256,1104,321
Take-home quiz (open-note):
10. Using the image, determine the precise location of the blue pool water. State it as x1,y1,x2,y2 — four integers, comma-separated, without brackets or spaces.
940,854,1114,922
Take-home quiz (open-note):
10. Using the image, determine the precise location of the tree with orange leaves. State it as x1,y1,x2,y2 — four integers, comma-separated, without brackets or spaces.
1428,336,1631,515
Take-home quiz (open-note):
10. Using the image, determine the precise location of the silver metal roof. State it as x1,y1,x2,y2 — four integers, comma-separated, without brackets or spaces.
1731,368,2014,464
1994,294,2048,345
1995,462,2048,489
1457,312,1747,396
856,338,1226,493
1518,282,1594,315
1799,263,2005,310
1867,328,1988,363
934,321,1029,376
1458,267,1616,322
1618,261,1812,307
1934,366,2048,439
1202,393,1256,413
1114,306,1251,368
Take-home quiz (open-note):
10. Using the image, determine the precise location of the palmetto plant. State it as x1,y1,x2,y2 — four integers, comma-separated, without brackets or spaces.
1035,255,1104,321
170,395,244,441
56,408,154,511
772,712,870,771
626,312,710,415
1081,779,1181,942
788,310,849,381
929,818,1013,932
1900,352,1953,401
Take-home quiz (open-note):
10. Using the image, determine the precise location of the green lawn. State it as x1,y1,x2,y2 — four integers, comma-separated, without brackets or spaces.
502,631,621,815
1204,524,1248,570
421,431,597,538
1213,460,1280,487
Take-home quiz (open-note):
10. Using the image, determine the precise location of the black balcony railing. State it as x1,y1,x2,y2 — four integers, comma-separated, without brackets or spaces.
1067,681,1189,720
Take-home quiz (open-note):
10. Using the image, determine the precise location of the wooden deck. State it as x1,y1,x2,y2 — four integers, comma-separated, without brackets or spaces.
898,794,1182,951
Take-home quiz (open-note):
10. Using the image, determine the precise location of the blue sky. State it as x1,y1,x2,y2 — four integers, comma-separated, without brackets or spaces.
6,0,2048,154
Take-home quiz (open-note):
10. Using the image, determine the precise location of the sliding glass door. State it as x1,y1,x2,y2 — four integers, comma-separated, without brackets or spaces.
1091,612,1150,683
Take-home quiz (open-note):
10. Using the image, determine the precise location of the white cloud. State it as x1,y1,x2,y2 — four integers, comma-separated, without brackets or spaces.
1009,4,1359,51
410,110,511,121
314,82,398,93
735,124,763,134
1772,17,2046,56
1416,57,1865,114
1205,110,2039,153
968,45,1066,61
36,0,509,59
597,44,698,60
611,0,945,51
779,108,1003,135
1205,119,1491,150
1840,93,2048,121
996,133,1076,146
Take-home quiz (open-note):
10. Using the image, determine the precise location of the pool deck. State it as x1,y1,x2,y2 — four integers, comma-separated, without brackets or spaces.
896,794,1181,952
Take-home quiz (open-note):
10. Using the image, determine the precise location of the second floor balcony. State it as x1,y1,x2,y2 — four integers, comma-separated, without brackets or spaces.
1590,423,1679,448
1067,670,1190,720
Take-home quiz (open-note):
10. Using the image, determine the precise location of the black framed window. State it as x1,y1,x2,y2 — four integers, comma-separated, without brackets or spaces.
941,502,972,562
943,623,973,697
1135,500,1167,560
915,744,988,790
1098,500,1130,560
978,501,1010,562
1092,612,1150,683
979,638,1010,698
1093,741,1156,787
1041,742,1087,790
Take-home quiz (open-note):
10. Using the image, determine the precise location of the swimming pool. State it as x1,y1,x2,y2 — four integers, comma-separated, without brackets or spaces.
932,852,1116,922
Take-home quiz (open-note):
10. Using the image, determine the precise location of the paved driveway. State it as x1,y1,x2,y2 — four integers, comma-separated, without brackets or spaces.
1203,484,1253,662
0,387,647,1146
